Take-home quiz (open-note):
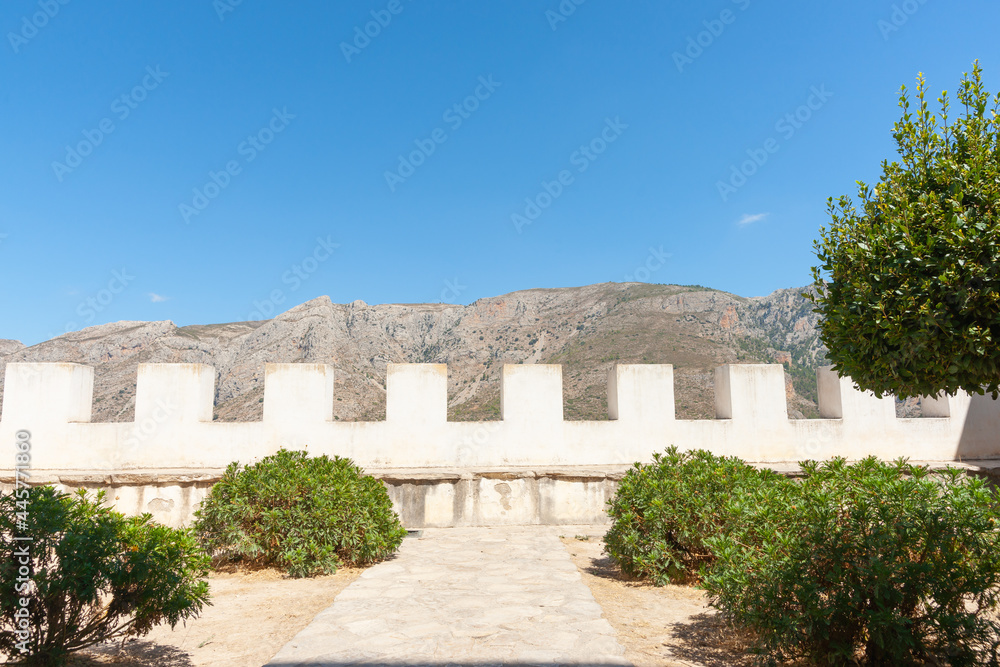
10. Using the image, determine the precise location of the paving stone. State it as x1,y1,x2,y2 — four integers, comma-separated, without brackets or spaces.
266,526,630,666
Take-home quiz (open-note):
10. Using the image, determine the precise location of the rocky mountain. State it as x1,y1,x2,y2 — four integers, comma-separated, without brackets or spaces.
0,283,828,422
0,340,24,357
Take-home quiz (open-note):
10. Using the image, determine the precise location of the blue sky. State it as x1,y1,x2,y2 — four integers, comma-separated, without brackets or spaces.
1,1,998,345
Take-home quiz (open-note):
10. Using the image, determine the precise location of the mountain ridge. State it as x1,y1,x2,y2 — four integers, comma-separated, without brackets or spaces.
0,282,826,423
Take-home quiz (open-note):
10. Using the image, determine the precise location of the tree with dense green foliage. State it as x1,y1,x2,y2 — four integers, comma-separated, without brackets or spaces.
811,62,1000,398
0,487,210,666
194,449,407,578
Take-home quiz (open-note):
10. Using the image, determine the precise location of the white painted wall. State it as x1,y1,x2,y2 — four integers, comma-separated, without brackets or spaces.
1,361,998,474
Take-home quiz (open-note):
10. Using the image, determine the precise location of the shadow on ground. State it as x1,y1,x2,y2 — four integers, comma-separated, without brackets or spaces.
581,552,671,587
265,663,630,666
667,612,757,667
571,540,755,667
67,640,194,666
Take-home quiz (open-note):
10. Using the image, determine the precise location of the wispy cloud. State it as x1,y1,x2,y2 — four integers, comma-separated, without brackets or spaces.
148,292,170,303
738,212,769,226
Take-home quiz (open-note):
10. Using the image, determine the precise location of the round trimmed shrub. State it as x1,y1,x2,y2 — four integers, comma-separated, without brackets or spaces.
603,446,792,585
0,486,210,666
194,450,407,577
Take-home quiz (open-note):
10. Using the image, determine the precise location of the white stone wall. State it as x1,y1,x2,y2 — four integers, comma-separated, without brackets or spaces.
1,361,999,474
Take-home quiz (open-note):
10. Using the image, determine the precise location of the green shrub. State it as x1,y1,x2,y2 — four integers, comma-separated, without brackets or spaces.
194,450,407,578
0,487,210,666
702,457,1000,666
603,447,792,584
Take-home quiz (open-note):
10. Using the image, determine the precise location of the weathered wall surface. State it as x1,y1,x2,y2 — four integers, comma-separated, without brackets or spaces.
2,361,997,470
2,361,998,527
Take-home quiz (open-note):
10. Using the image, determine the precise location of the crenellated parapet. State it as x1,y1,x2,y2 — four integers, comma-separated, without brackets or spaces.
1,361,998,473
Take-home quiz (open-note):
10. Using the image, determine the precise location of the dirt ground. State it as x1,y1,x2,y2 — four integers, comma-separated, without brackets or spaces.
67,566,362,667
559,527,755,667
11,527,761,666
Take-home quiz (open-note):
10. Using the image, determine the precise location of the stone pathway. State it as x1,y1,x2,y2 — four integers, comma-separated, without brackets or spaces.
266,526,630,666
